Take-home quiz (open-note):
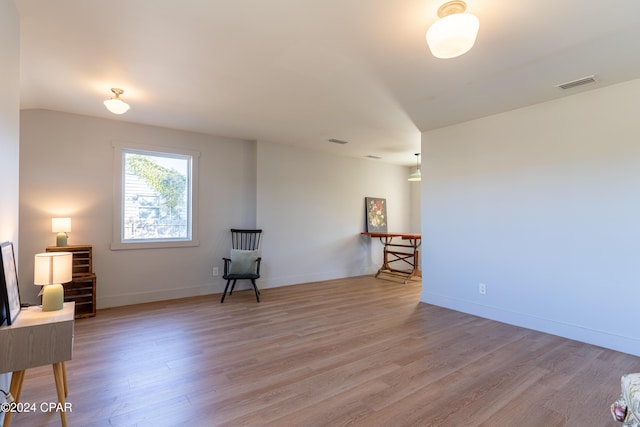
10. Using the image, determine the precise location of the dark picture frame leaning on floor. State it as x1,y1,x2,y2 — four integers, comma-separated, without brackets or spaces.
0,241,21,325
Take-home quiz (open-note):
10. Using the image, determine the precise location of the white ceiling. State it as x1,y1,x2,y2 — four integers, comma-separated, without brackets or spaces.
15,0,640,165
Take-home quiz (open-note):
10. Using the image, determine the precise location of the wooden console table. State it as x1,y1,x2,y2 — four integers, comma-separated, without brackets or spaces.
361,232,421,283
0,302,75,427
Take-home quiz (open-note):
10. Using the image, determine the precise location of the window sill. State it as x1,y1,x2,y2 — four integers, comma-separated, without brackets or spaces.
110,240,200,250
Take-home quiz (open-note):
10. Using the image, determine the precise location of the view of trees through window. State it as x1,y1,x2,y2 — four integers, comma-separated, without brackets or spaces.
123,150,191,241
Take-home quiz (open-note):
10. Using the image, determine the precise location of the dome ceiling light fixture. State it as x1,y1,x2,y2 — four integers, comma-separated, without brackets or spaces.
426,0,479,59
408,153,421,182
104,87,130,114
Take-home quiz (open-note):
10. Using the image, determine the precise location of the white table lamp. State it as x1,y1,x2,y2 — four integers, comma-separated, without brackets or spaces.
52,217,71,247
34,252,73,311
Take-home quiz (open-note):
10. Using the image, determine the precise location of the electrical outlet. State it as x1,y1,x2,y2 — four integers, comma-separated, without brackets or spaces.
479,283,486,295
212,267,219,277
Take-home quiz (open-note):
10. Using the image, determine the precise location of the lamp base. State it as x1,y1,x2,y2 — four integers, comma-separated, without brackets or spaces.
42,283,64,311
56,232,68,247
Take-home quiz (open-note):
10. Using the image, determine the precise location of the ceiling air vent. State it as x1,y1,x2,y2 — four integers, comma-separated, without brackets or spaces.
328,138,349,145
555,75,596,90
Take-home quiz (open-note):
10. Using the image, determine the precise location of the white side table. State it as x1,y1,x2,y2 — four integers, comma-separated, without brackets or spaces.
0,302,75,427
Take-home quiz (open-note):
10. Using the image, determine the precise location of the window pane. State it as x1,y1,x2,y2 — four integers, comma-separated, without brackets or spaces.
123,150,191,242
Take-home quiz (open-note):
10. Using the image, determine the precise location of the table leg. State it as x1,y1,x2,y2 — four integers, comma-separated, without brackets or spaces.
2,370,25,427
375,236,392,278
374,237,421,283
52,363,67,427
404,246,419,283
61,362,68,397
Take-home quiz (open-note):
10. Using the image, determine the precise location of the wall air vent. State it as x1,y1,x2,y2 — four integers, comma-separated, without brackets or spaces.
555,75,596,90
365,155,382,159
328,138,349,145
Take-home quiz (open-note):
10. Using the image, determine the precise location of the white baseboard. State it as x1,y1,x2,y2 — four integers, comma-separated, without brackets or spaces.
421,290,640,357
259,268,372,288
97,283,217,309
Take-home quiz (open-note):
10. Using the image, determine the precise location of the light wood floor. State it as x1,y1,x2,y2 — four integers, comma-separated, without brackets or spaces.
9,275,639,427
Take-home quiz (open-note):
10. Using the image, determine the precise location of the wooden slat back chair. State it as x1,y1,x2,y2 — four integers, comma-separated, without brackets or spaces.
221,229,263,303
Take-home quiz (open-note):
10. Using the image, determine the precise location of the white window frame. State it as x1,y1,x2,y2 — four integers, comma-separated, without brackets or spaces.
111,141,200,250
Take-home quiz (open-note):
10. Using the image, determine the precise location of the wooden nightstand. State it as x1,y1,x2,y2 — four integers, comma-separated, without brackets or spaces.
0,302,75,427
46,245,96,318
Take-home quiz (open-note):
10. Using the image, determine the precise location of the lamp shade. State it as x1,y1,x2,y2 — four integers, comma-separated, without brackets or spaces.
426,12,479,59
34,252,73,285
52,217,71,233
408,152,422,181
104,98,130,114
408,169,422,182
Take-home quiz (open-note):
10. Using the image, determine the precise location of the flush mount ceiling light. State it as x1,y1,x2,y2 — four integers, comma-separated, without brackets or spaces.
104,88,130,114
426,1,479,59
408,153,421,182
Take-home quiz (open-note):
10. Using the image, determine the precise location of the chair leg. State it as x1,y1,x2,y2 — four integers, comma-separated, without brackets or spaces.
229,279,237,294
221,280,232,303
251,279,260,302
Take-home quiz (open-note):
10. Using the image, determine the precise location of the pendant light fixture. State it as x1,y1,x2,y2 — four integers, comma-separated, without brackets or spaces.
426,1,479,59
408,153,421,182
104,88,130,114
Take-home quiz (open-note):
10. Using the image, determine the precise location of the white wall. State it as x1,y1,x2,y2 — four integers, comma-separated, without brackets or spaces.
256,141,413,287
0,0,20,417
19,110,418,306
420,78,640,356
0,2,20,243
19,110,257,308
